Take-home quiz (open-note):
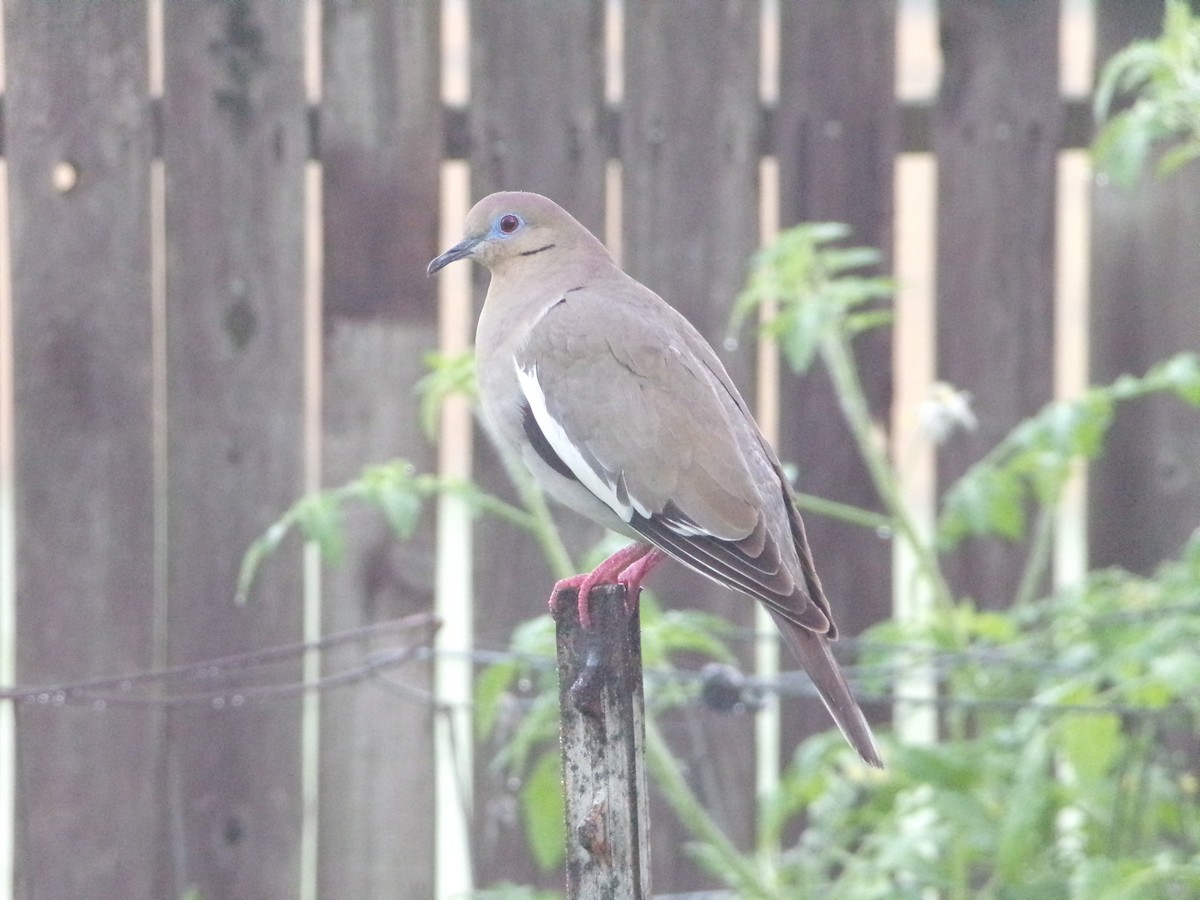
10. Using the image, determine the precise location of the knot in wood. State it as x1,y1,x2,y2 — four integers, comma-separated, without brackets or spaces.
576,797,610,863
569,648,607,721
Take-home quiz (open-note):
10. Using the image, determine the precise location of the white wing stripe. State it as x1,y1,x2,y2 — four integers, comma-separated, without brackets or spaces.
660,516,708,537
515,361,634,522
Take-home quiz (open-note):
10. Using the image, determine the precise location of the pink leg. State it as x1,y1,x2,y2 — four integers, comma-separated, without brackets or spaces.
616,547,666,614
550,543,667,627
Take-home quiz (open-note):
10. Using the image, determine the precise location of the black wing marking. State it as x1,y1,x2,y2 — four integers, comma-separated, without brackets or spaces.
521,402,579,483
627,500,831,634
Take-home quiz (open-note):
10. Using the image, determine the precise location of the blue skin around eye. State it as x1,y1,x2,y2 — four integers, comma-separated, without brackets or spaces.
493,215,523,238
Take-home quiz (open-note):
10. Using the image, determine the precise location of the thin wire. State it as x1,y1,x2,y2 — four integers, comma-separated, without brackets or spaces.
0,612,438,707
13,645,426,710
1,599,1197,722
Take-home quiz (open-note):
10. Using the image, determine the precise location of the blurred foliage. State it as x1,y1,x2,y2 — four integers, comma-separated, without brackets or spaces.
460,217,1200,895
240,209,1200,897
817,540,1200,900
731,221,893,376
475,546,738,873
939,352,1200,548
415,349,477,439
1093,0,1200,186
235,459,538,604
468,885,560,900
239,214,1200,896
716,220,1200,898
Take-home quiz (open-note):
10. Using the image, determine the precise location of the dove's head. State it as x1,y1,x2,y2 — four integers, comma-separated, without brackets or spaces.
427,191,608,277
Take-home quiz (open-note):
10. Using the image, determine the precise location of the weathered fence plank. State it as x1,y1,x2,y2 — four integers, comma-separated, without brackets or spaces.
161,3,307,896
467,2,609,890
469,1,608,224
6,6,160,897
775,0,898,753
5,3,1200,896
934,0,1062,609
319,2,442,896
1090,0,1200,574
621,1,761,890
555,585,650,900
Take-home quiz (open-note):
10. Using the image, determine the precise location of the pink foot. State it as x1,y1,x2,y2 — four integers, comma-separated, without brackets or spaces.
616,548,666,612
550,544,667,627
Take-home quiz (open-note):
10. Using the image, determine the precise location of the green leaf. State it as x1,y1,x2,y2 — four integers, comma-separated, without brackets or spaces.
938,356,1198,547
1093,1,1200,185
235,517,292,604
1094,106,1159,186
1153,351,1200,404
805,221,853,244
779,310,822,373
961,608,1020,643
508,615,558,659
996,732,1056,885
493,692,560,778
1043,394,1115,460
471,883,564,900
820,246,881,275
520,750,566,871
1106,862,1200,900
1072,859,1140,900
475,660,519,739
939,464,1027,547
415,350,477,440
1060,710,1121,783
641,609,736,667
1158,138,1200,178
894,744,980,792
358,461,426,539
731,222,894,379
844,308,894,337
686,841,772,897
1148,649,1200,696
295,494,345,563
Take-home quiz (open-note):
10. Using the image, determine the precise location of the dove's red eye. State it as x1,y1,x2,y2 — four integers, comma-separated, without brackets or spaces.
499,214,520,234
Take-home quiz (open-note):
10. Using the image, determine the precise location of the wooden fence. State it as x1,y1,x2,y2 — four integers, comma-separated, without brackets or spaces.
0,1,1197,898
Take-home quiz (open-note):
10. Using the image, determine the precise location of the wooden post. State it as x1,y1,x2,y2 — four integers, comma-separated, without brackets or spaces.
554,584,651,899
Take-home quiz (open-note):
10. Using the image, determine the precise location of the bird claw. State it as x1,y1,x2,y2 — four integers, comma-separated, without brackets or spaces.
549,544,666,628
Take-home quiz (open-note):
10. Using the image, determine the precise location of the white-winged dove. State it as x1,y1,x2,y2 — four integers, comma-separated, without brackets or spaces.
428,191,882,767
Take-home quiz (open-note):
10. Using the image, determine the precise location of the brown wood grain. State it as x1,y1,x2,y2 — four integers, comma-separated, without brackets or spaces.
1090,0,1200,574
4,2,1197,895
6,4,161,896
319,2,442,896
775,0,898,759
934,0,1062,610
555,585,650,900
466,2,610,890
161,2,307,896
621,1,761,891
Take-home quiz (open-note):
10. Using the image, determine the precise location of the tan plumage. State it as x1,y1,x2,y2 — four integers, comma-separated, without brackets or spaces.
429,191,882,767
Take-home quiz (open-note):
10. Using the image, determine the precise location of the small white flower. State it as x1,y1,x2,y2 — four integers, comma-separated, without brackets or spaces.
919,382,978,444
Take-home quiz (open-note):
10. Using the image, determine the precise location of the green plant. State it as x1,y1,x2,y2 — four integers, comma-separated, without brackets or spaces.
816,542,1200,899
697,219,1200,898
235,458,540,604
239,223,1200,897
475,584,742,873
1093,0,1200,186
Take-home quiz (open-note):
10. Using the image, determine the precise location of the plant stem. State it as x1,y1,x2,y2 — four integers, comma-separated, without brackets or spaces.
644,716,768,895
1013,503,1056,609
512,468,577,579
820,330,956,613
437,479,539,531
794,490,892,532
